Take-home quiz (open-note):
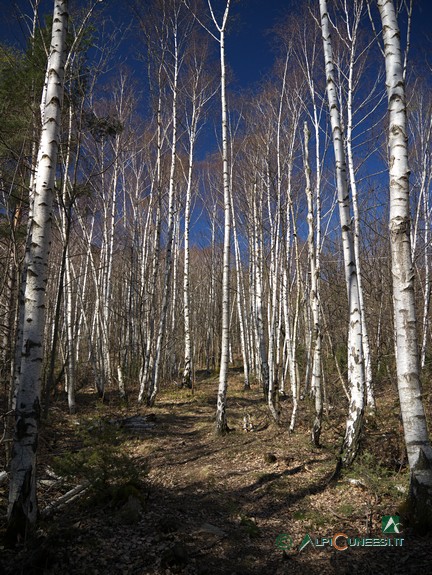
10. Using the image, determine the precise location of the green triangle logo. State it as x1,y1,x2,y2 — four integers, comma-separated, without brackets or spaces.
299,533,315,551
382,515,402,534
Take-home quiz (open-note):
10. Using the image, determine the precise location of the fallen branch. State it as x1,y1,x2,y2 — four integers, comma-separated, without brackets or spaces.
41,482,89,518
345,477,368,489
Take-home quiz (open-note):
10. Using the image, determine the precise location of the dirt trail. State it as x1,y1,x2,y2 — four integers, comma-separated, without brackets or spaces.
1,374,431,574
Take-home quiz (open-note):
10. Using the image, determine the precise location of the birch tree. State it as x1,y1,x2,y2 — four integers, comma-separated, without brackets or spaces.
334,0,379,411
148,0,188,405
136,2,168,403
304,121,323,446
193,0,232,435
293,15,329,405
181,34,214,389
408,84,432,370
0,2,42,413
319,0,365,466
7,0,68,538
378,0,432,528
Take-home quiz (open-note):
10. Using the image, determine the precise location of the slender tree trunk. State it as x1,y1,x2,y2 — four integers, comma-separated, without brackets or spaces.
319,0,364,466
343,0,375,412
61,101,76,413
230,186,250,390
169,210,181,378
305,122,322,446
284,124,300,432
7,0,68,540
378,0,432,529
420,183,431,369
180,45,213,387
289,197,302,432
64,231,75,411
148,4,185,405
266,55,290,422
416,112,432,369
212,0,232,435
206,202,217,373
252,182,269,400
182,138,194,389
138,145,162,402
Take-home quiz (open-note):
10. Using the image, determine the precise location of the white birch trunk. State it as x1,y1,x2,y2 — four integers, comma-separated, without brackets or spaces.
230,184,250,390
61,100,76,413
206,202,217,373
413,110,432,369
75,208,104,394
420,183,431,369
343,0,375,412
148,4,181,405
180,45,214,388
289,199,302,432
212,0,232,435
252,182,269,400
8,0,68,537
305,122,323,446
138,124,162,403
378,0,432,526
319,0,364,466
284,123,300,432
169,212,180,378
182,129,194,388
266,55,290,422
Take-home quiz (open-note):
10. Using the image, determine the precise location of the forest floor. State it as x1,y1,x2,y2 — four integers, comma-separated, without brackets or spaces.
1,369,432,574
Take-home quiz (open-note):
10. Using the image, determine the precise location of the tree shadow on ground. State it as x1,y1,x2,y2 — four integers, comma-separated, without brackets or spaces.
2,383,431,575
5,468,426,575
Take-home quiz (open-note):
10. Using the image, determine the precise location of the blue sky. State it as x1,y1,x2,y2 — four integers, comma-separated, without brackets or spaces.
1,0,431,248
225,0,294,87
1,0,431,89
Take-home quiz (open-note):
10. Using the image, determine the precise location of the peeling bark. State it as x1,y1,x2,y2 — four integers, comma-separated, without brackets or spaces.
378,0,432,530
319,0,364,465
7,0,68,541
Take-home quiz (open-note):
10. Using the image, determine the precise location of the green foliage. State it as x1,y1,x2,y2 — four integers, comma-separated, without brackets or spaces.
52,423,148,502
0,45,34,159
344,450,397,496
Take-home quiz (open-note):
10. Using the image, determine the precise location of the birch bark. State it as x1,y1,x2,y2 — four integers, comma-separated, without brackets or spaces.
378,0,432,527
319,0,364,466
342,0,375,411
182,133,194,387
8,0,68,538
181,44,212,388
148,1,183,406
304,121,323,446
230,177,250,390
209,0,232,435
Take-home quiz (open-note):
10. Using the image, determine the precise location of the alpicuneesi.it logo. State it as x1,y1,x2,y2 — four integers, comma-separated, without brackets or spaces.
275,516,404,552
382,515,402,534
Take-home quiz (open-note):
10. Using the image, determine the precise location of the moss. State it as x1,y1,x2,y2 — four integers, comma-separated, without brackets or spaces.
337,502,356,517
293,507,327,528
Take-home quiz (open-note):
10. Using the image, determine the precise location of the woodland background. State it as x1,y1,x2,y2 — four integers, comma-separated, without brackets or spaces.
1,0,432,573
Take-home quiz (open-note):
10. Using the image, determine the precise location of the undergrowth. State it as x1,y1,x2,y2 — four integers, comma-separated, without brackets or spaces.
52,422,149,506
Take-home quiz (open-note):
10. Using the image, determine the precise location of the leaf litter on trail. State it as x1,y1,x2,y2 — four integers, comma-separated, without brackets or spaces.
1,378,431,574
